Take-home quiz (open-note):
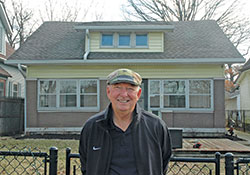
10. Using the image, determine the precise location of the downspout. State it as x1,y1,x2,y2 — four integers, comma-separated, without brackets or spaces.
18,63,27,135
83,29,90,60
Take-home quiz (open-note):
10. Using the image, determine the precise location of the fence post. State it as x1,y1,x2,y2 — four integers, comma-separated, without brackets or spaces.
225,152,234,175
215,152,221,175
49,146,58,175
66,147,71,175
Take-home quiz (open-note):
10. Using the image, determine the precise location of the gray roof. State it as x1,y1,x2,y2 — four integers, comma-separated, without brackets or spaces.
8,20,244,63
241,59,250,72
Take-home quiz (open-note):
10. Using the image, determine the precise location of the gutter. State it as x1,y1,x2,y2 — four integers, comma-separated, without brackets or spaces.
5,57,246,65
83,29,90,60
18,63,27,135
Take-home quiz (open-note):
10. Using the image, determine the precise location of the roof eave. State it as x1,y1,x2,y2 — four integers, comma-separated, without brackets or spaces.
5,57,245,65
74,25,174,32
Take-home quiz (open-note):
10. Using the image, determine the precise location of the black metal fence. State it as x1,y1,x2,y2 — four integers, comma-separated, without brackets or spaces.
1,146,250,175
226,110,250,132
0,97,24,135
0,146,57,175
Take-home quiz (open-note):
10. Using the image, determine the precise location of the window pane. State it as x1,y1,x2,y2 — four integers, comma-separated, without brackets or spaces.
60,81,76,93
80,95,97,107
102,34,113,46
150,95,160,108
40,81,56,93
190,95,211,108
13,84,18,91
164,95,185,108
164,81,185,94
80,80,97,93
119,34,130,46
60,95,76,107
189,80,211,94
150,81,160,94
136,34,147,46
39,95,56,107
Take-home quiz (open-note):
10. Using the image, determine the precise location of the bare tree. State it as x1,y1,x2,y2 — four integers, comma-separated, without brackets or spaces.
5,0,36,48
39,0,103,22
122,0,250,92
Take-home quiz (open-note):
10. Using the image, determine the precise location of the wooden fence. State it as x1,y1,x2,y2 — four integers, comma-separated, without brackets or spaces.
0,97,24,135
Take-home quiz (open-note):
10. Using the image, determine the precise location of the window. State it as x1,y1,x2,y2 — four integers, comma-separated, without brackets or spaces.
13,84,18,97
0,81,4,97
119,34,130,47
38,79,99,111
149,79,213,110
189,80,211,108
136,34,148,47
101,34,113,46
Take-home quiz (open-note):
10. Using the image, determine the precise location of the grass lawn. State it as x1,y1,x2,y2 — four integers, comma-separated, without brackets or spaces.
0,136,80,174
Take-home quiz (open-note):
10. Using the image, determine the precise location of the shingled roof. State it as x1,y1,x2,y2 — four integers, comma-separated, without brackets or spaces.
7,20,244,64
240,59,250,72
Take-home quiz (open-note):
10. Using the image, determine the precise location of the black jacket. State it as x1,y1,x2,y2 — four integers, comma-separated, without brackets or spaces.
79,104,172,175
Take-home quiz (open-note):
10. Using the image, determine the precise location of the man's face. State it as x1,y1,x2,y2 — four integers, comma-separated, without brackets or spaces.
107,83,142,114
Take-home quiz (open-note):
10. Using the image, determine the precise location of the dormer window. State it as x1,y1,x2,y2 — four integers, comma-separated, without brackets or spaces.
101,34,113,47
136,34,148,47
118,34,130,47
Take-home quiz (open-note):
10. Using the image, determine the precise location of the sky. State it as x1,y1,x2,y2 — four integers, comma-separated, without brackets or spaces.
3,0,250,61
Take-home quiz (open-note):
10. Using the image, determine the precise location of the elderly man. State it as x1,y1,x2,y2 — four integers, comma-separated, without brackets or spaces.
79,68,172,175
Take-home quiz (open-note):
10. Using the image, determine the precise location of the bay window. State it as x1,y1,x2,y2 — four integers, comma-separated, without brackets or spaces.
149,79,213,110
38,79,99,111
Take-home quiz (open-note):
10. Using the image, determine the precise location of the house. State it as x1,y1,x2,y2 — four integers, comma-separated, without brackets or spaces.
5,20,245,136
235,59,250,110
0,1,25,98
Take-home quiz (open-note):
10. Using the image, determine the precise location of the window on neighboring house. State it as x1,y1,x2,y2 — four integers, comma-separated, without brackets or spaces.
118,34,130,47
0,27,2,52
149,79,213,110
0,81,5,97
38,79,99,110
101,34,113,46
136,34,148,47
13,83,18,97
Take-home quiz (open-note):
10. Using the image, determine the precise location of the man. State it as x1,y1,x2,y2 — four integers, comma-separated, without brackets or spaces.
79,68,172,175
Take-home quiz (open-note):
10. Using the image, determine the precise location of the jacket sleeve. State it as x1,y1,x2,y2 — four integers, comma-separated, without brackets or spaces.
159,120,172,174
79,125,88,175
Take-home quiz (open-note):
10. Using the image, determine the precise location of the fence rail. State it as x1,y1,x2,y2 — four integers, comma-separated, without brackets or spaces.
0,97,24,135
1,146,249,175
226,110,250,132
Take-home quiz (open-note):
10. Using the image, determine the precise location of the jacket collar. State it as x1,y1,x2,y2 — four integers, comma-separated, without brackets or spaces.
96,103,142,130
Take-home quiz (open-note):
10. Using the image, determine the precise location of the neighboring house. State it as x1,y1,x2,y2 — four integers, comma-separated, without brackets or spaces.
6,20,245,136
236,59,250,110
0,1,25,98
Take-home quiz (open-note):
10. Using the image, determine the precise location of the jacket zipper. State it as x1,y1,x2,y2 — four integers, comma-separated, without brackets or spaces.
104,129,112,175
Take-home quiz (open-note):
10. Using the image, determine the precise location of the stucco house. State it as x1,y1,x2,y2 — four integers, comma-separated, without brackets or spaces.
5,20,245,136
0,1,25,98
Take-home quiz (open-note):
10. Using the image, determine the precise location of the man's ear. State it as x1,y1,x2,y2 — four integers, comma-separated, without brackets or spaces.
137,87,142,99
106,85,111,99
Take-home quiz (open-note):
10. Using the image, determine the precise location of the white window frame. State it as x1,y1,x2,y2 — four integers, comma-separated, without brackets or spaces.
135,33,148,48
12,83,19,98
37,79,100,112
100,33,114,48
148,79,214,111
100,32,149,49
118,33,131,48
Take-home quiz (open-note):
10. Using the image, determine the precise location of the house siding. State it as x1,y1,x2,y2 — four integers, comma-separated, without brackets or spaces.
27,64,224,79
89,32,164,52
240,71,250,110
